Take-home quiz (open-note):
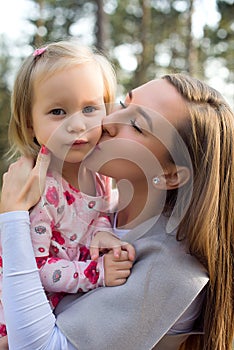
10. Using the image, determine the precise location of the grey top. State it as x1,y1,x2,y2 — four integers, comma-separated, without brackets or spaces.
55,215,209,350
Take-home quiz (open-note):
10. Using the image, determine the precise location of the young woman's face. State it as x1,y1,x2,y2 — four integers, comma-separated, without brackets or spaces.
31,62,106,164
84,78,189,183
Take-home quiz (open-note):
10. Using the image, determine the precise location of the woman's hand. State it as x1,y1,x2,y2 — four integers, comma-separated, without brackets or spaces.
0,335,8,349
0,147,51,213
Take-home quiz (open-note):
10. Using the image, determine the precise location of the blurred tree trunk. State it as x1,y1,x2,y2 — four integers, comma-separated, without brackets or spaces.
186,0,197,76
95,0,108,51
133,0,154,87
34,0,45,47
28,0,87,45
203,0,234,108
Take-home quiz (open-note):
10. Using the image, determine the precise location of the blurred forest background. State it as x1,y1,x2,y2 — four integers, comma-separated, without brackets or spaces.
0,0,234,188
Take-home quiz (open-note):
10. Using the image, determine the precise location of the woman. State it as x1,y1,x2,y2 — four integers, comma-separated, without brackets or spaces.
0,73,233,350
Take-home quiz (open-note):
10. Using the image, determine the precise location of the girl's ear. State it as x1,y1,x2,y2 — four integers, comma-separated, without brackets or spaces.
27,122,35,137
152,166,190,190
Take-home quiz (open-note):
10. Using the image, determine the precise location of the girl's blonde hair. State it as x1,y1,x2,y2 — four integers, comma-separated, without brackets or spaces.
163,73,234,350
8,40,116,159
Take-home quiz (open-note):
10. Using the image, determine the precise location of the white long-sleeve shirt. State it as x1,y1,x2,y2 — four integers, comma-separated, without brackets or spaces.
1,211,76,349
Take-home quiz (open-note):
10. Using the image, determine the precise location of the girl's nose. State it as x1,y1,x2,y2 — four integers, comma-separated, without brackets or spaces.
67,113,86,133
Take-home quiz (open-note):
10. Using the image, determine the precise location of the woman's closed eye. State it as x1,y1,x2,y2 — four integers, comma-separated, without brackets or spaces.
120,101,143,133
130,119,143,133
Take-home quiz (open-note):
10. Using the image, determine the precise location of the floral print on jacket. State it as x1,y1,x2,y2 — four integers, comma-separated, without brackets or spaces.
29,171,112,309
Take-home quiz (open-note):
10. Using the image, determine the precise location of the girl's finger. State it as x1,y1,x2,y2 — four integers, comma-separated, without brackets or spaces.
89,247,99,261
121,243,135,261
112,246,121,259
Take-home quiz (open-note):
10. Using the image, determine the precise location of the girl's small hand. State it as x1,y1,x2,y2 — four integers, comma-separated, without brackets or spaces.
90,231,135,262
103,250,133,287
0,146,51,213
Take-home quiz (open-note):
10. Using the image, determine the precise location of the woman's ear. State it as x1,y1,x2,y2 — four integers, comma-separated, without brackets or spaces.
152,165,190,190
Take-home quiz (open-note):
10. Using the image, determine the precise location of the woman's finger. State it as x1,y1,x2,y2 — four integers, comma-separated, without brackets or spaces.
0,146,51,213
32,146,51,195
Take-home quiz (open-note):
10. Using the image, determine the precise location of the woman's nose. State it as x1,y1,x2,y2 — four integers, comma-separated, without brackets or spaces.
102,115,118,137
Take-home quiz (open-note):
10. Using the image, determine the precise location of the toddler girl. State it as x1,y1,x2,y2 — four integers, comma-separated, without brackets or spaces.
0,40,135,336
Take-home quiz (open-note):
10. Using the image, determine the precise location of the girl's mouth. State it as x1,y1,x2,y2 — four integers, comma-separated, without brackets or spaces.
72,139,87,146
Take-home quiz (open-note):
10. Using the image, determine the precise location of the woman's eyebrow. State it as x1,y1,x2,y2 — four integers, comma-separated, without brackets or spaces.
136,106,153,131
128,90,153,131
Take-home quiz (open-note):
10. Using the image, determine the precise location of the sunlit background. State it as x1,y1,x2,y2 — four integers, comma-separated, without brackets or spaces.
0,0,234,186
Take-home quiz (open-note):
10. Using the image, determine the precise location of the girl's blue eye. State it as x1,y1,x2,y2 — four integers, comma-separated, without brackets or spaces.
130,119,143,133
83,106,96,113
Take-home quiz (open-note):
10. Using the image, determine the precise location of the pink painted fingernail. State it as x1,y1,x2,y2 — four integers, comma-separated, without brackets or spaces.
33,47,47,57
40,145,49,155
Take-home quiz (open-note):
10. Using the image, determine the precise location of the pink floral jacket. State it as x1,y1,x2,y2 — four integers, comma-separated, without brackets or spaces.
30,170,112,309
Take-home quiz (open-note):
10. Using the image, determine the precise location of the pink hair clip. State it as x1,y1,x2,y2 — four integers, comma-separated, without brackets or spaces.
33,47,47,57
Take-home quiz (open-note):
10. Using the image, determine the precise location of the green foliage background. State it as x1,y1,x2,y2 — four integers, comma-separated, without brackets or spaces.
0,0,233,188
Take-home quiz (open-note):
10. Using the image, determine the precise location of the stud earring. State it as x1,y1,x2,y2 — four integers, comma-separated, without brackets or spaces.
153,177,160,185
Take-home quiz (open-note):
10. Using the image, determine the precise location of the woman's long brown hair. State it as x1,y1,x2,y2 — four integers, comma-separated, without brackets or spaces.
163,73,234,350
